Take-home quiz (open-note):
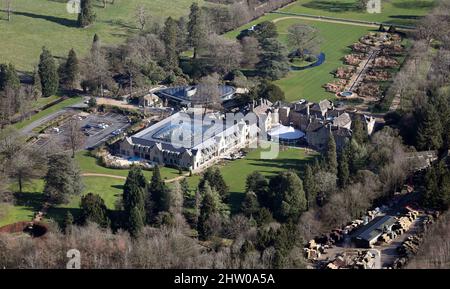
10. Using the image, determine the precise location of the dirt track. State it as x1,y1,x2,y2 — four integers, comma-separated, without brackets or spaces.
81,173,126,180
81,172,190,183
272,16,379,28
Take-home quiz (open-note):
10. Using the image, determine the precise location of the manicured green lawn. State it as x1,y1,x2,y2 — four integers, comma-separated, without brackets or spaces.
228,16,372,102
1,146,317,225
13,96,82,130
274,18,372,102
225,1,435,103
0,203,35,227
0,176,124,226
75,151,181,181
0,180,46,227
183,146,318,213
280,0,436,26
33,95,60,109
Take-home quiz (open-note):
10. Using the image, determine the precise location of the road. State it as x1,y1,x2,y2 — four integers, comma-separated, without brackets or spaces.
20,97,87,135
380,216,424,267
272,15,380,28
270,11,415,30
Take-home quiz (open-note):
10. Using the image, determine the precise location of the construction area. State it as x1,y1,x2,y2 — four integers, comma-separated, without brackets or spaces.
303,178,441,269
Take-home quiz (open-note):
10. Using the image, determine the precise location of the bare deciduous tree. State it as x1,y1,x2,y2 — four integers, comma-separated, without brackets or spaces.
64,118,85,158
135,4,149,31
287,23,322,58
194,73,222,111
4,0,13,21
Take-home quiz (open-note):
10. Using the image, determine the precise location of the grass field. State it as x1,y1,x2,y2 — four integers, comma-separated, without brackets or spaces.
183,146,317,213
1,177,125,226
274,18,372,102
0,0,208,72
0,146,316,226
227,15,372,102
280,0,436,26
75,151,182,180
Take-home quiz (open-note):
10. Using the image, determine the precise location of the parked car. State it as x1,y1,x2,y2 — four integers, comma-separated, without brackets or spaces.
97,123,109,129
111,129,122,136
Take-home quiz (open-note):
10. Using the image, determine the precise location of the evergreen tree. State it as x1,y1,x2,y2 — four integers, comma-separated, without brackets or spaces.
127,166,147,189
424,161,450,210
257,80,285,102
187,2,206,59
269,171,307,221
180,177,190,197
63,211,74,232
78,0,96,28
241,191,260,217
122,167,146,231
200,181,229,218
256,38,290,80
431,93,450,152
80,193,110,228
325,133,338,175
38,47,59,97
303,164,317,209
148,165,170,217
198,167,229,201
176,16,189,53
416,103,443,150
253,21,279,42
337,147,350,188
60,48,80,90
245,171,270,207
162,17,179,69
32,68,42,99
197,191,216,240
351,116,368,144
44,154,83,204
254,207,274,226
0,63,20,91
240,240,255,259
129,206,144,237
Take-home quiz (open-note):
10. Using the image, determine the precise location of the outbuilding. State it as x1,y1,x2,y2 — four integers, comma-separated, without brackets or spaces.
352,215,396,248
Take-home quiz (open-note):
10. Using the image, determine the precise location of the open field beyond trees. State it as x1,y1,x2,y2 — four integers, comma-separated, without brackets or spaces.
227,14,372,102
280,0,436,26
0,0,208,72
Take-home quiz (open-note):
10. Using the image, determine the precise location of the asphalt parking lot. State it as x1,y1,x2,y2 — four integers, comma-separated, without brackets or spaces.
32,110,131,150
80,112,130,149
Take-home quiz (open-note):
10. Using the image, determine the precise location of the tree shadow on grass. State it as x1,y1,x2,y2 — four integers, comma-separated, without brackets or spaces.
7,10,78,28
302,1,360,13
46,207,81,226
389,15,422,20
246,157,315,173
388,14,424,25
14,192,46,213
392,1,435,10
111,185,124,190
